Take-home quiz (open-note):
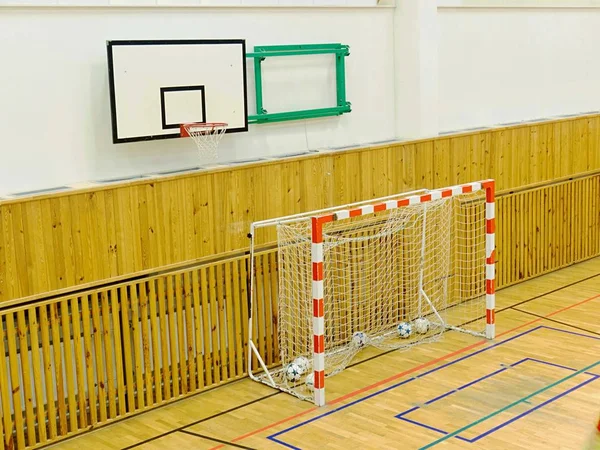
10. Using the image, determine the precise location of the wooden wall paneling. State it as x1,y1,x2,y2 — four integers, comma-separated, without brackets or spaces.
169,180,184,265
487,132,502,190
1,115,600,304
155,182,172,268
137,183,152,270
23,200,50,296
589,117,600,171
257,163,282,247
102,191,119,279
8,204,28,299
559,121,573,177
43,199,62,291
0,208,5,301
433,139,450,189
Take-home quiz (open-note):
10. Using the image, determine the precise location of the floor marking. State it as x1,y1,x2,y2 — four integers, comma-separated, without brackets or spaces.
419,359,600,449
397,358,599,443
512,306,600,336
210,292,600,449
267,328,600,448
178,430,257,450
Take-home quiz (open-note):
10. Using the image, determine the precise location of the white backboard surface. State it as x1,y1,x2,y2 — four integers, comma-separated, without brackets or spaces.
107,39,248,143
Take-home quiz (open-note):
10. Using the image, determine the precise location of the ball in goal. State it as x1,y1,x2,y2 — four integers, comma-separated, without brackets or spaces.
247,180,496,406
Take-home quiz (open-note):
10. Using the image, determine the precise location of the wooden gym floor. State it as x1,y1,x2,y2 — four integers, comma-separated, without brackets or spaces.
51,257,600,450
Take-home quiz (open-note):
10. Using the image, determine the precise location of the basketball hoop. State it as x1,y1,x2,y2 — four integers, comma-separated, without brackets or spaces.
180,122,228,160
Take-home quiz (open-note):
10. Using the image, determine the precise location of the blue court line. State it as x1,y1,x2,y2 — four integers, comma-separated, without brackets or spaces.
267,326,600,449
420,359,600,449
397,358,599,443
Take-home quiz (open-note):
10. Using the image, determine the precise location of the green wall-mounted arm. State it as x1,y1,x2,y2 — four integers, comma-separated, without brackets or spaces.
247,43,351,124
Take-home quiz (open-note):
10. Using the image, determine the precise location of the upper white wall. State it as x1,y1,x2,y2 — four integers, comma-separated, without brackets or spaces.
0,6,394,195
2,1,600,196
438,6,600,132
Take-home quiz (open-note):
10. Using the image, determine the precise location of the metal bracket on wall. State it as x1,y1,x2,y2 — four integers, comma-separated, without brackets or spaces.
246,43,352,124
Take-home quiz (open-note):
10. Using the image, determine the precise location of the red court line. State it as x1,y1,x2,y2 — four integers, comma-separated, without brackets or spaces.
210,292,600,449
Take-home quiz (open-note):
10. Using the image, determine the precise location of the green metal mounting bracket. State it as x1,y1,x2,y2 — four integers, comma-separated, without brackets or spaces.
246,43,351,124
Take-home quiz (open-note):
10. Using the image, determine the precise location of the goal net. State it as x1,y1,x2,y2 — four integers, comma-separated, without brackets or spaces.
248,181,495,406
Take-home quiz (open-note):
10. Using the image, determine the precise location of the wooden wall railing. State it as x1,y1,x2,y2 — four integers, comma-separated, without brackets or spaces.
1,170,599,449
1,115,599,303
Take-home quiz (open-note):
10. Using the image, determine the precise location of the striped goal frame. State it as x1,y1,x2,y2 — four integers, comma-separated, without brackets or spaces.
247,179,496,407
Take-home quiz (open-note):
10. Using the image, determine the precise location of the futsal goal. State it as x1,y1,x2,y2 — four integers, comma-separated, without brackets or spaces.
247,180,496,406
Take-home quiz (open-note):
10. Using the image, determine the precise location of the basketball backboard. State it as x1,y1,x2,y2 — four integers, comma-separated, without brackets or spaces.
107,39,248,143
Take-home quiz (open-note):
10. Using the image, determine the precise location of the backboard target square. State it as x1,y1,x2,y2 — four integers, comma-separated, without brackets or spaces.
107,39,248,143
160,86,206,130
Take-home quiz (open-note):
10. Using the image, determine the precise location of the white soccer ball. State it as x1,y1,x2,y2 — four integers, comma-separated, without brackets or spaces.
397,321,412,339
352,331,368,348
305,372,315,392
286,363,302,382
414,317,430,334
293,356,310,374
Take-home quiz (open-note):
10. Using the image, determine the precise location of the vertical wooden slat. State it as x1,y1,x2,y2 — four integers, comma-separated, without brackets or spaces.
90,293,108,422
232,259,244,376
70,296,87,428
139,282,154,407
174,275,188,395
225,261,236,377
208,266,220,384
240,257,250,373
200,268,213,386
50,304,68,436
216,265,228,381
28,307,47,443
157,278,171,400
110,288,126,416
166,276,179,397
129,284,145,409
0,377,4,450
6,314,26,448
39,306,57,439
261,254,274,366
16,310,36,446
253,257,265,372
119,285,136,412
184,272,196,392
0,317,14,449
100,291,117,419
80,296,97,425
147,280,163,404
191,270,204,389
58,299,77,433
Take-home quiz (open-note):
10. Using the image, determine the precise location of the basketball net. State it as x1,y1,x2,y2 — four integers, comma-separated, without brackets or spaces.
181,122,227,160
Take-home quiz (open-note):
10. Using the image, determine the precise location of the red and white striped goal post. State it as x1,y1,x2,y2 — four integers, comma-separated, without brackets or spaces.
309,179,496,407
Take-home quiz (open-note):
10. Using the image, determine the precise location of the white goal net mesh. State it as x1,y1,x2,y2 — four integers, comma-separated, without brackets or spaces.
252,190,487,401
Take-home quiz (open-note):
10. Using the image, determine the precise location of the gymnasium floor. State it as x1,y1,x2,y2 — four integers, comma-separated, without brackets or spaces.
53,257,600,450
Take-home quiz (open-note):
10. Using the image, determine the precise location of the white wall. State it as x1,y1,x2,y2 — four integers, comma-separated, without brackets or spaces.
438,6,600,133
2,2,600,196
0,6,395,195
